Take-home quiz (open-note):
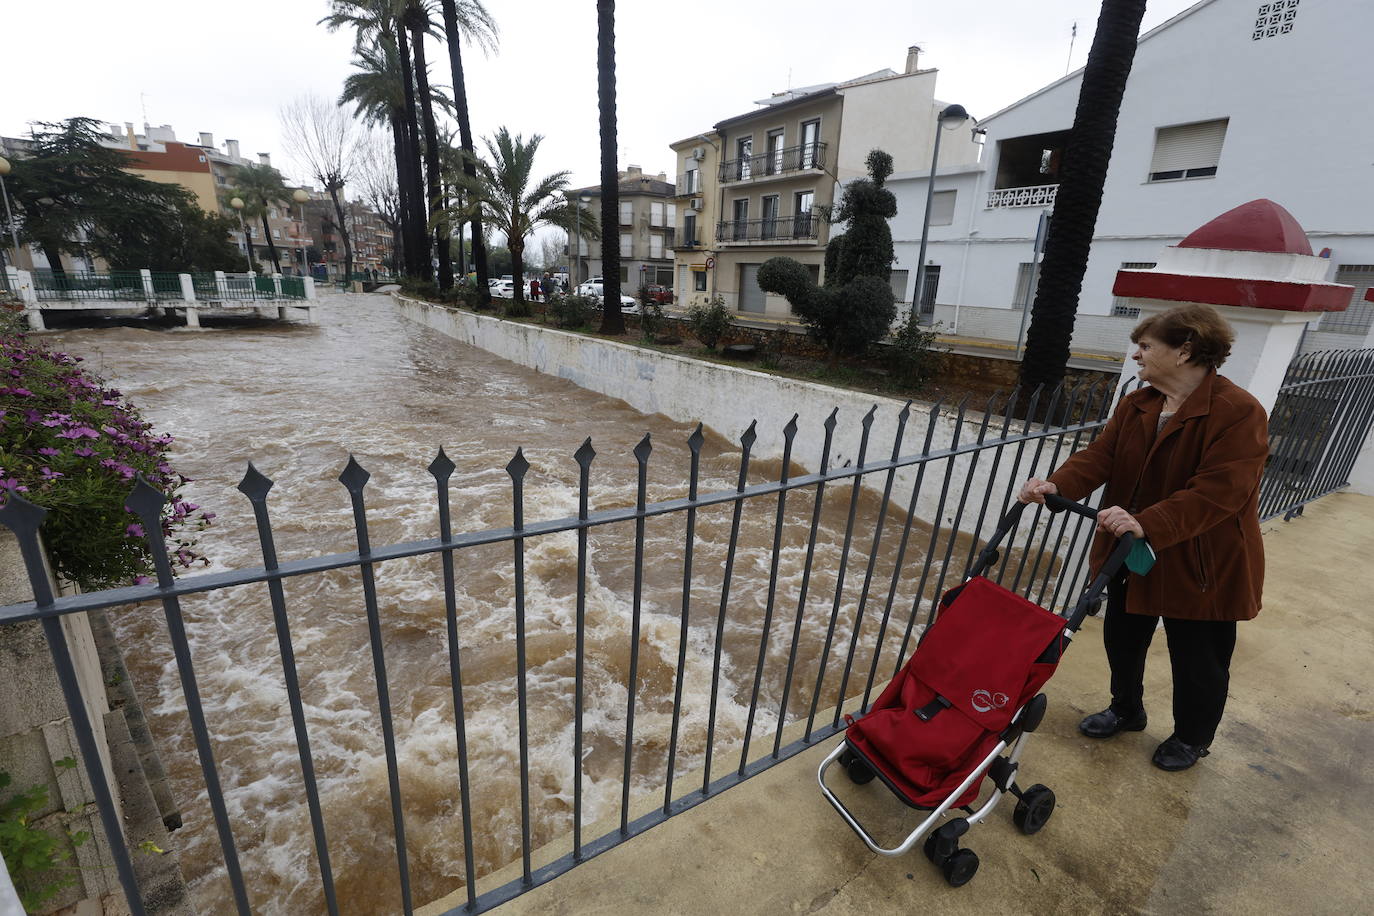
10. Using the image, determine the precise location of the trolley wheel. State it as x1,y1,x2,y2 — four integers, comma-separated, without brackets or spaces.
845,755,876,785
838,747,855,767
942,848,979,887
923,832,940,865
1013,784,1056,835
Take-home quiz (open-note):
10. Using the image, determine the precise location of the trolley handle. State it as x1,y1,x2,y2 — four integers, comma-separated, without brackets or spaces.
1043,493,1098,520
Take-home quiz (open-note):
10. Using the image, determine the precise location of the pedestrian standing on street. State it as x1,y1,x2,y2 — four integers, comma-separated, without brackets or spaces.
530,278,541,302
1018,304,1268,771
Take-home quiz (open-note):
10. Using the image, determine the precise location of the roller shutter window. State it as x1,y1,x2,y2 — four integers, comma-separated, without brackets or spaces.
1320,266,1374,334
1148,118,1229,182
929,190,957,227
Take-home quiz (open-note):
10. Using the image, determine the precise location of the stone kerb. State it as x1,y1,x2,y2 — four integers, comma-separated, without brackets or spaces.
391,294,1080,557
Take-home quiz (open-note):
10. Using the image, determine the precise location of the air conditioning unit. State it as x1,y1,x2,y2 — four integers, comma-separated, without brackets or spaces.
690,198,704,211
691,146,706,160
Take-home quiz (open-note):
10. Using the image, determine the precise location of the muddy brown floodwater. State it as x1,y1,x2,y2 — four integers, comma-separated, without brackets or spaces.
50,292,954,913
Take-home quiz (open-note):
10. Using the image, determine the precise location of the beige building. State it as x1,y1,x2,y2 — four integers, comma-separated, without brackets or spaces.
674,47,982,319
568,166,676,295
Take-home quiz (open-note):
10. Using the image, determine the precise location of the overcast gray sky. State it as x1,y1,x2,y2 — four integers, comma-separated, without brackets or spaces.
4,0,1200,192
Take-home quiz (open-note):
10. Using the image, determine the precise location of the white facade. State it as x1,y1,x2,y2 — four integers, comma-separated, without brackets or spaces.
888,0,1374,354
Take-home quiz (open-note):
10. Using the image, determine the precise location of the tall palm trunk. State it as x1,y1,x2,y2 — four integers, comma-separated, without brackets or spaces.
395,22,432,281
596,0,624,334
259,210,282,274
407,13,453,290
439,0,491,295
1019,0,1148,395
389,111,413,273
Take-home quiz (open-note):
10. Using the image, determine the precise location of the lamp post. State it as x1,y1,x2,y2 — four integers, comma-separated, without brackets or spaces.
293,188,309,276
0,156,19,269
912,103,972,322
230,196,251,270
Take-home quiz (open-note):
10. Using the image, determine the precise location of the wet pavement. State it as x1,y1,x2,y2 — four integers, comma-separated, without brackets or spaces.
420,490,1374,915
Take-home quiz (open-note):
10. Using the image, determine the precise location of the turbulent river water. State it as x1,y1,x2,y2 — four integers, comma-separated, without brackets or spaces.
50,293,947,913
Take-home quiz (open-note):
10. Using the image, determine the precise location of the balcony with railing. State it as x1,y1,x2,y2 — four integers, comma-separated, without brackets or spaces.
673,230,701,251
719,142,827,185
716,215,819,245
985,184,1059,209
674,170,703,197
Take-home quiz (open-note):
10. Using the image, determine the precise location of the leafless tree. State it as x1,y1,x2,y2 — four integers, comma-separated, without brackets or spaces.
281,93,360,281
356,131,402,272
537,233,563,272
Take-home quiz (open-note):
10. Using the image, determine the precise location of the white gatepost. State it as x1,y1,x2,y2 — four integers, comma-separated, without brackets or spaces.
9,266,44,331
1110,199,1352,417
303,276,317,300
139,268,155,303
178,273,203,330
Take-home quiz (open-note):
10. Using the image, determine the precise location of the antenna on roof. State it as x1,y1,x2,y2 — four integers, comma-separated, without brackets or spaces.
140,92,149,124
1065,21,1078,75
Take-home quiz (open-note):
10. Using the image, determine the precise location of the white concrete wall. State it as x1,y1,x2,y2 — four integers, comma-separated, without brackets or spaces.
835,70,983,184
393,295,1093,546
889,0,1374,349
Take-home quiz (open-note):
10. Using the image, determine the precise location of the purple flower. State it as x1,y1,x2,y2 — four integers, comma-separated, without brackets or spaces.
73,447,96,458
0,478,28,494
133,575,151,585
126,523,145,538
38,447,60,457
42,417,66,427
0,386,33,397
57,427,100,440
101,398,121,407
23,410,41,424
39,466,63,481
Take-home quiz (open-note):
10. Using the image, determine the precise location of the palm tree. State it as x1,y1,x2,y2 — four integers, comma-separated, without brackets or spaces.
596,0,623,333
1019,0,1148,395
401,2,453,290
448,128,595,315
340,30,416,274
323,0,430,280
227,162,291,274
437,0,498,294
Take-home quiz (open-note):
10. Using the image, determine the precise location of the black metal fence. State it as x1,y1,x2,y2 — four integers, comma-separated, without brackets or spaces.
0,383,1123,915
3,363,1370,914
718,142,828,183
1259,348,1374,520
716,216,818,244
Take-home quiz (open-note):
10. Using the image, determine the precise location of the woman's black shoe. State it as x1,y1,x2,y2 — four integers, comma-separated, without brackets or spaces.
1078,707,1148,738
1152,735,1210,771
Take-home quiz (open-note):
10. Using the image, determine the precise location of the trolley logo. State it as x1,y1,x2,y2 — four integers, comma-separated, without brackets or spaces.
971,689,1010,713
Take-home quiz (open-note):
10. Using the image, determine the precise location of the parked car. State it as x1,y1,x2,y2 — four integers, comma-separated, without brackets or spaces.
641,284,674,305
574,280,639,313
489,279,516,298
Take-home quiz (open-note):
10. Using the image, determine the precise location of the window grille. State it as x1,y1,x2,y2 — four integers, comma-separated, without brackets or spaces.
1319,266,1374,334
1111,262,1157,317
1013,262,1036,308
1253,0,1299,40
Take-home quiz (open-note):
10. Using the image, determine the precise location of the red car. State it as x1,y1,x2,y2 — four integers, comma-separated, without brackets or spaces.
641,284,675,305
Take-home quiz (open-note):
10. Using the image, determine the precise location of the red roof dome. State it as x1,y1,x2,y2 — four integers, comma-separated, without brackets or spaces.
1177,199,1313,256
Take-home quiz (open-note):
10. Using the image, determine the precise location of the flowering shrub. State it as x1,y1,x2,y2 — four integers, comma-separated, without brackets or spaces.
0,331,210,590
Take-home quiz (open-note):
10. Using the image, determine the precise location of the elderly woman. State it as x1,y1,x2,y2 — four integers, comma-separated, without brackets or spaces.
1019,304,1268,771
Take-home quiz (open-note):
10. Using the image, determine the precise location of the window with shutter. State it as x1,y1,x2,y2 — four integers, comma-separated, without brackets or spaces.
650,202,664,226
1148,119,1229,181
1012,262,1036,308
620,201,633,225
620,233,632,257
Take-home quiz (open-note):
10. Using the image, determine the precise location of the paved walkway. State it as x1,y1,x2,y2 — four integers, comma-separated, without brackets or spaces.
423,491,1374,915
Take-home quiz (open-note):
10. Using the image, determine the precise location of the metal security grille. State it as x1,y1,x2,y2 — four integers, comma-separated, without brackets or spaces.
1318,266,1374,335
1260,348,1374,520
1,384,1128,916
1110,262,1158,317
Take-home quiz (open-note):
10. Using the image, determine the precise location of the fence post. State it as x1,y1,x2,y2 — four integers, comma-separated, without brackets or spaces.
179,273,195,304
303,276,316,300
139,268,154,303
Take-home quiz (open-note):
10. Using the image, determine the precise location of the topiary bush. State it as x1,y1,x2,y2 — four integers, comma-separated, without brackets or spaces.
0,331,209,589
686,296,733,350
756,149,900,368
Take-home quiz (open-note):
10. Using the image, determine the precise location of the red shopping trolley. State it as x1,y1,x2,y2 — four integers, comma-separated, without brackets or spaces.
817,495,1134,887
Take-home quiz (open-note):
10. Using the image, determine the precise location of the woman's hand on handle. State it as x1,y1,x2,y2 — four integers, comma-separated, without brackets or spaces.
1017,478,1059,504
1096,506,1144,539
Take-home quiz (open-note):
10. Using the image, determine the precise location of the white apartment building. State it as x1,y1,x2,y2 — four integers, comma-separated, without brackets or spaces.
889,0,1374,355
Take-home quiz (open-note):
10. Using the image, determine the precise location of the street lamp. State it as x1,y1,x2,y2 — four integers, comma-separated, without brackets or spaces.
912,103,973,322
0,156,20,269
230,196,251,270
293,188,309,276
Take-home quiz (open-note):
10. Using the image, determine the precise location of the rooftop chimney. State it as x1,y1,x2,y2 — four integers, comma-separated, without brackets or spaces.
225,139,241,161
258,152,271,167
199,132,214,148
124,122,136,150
626,164,642,175
905,45,922,74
